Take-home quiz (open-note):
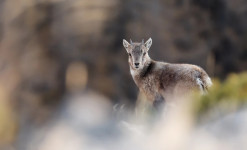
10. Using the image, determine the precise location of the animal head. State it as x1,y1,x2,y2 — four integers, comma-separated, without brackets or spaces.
123,38,152,70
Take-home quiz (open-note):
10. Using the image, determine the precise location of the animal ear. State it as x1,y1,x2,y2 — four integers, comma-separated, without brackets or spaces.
123,39,130,50
145,38,152,50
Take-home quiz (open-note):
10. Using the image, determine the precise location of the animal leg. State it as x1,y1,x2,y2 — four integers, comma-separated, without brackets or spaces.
153,94,165,111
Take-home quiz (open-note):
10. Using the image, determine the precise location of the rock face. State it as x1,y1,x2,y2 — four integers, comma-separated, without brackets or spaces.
0,0,247,118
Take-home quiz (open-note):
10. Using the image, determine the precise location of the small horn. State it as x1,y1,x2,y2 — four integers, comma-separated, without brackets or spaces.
130,39,133,44
142,39,144,44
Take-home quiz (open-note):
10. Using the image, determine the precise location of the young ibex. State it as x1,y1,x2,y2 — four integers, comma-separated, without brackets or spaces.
123,38,212,108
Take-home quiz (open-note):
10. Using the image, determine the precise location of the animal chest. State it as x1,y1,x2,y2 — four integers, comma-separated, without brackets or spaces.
134,75,159,100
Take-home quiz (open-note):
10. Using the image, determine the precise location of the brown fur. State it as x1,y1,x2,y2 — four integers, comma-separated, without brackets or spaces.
133,60,211,102
123,38,212,104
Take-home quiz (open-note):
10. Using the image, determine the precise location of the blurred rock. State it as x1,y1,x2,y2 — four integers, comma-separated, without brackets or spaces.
0,86,18,146
65,62,88,92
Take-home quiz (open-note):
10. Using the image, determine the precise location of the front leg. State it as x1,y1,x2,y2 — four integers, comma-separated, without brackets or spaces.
153,94,165,111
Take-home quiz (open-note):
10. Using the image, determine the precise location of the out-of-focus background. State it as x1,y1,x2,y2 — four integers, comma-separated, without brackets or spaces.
0,0,247,150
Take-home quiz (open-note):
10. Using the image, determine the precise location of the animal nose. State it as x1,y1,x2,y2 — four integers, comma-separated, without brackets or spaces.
135,63,139,66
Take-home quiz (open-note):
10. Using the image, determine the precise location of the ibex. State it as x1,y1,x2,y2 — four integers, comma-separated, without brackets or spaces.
123,38,212,108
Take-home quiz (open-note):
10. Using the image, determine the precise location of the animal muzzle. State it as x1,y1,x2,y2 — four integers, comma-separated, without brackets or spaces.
134,63,140,68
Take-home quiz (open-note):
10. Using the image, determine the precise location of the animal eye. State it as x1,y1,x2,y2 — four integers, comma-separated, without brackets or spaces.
128,53,131,57
143,52,146,55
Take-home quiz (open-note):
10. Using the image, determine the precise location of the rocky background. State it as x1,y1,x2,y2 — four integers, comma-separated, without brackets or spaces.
0,0,247,149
